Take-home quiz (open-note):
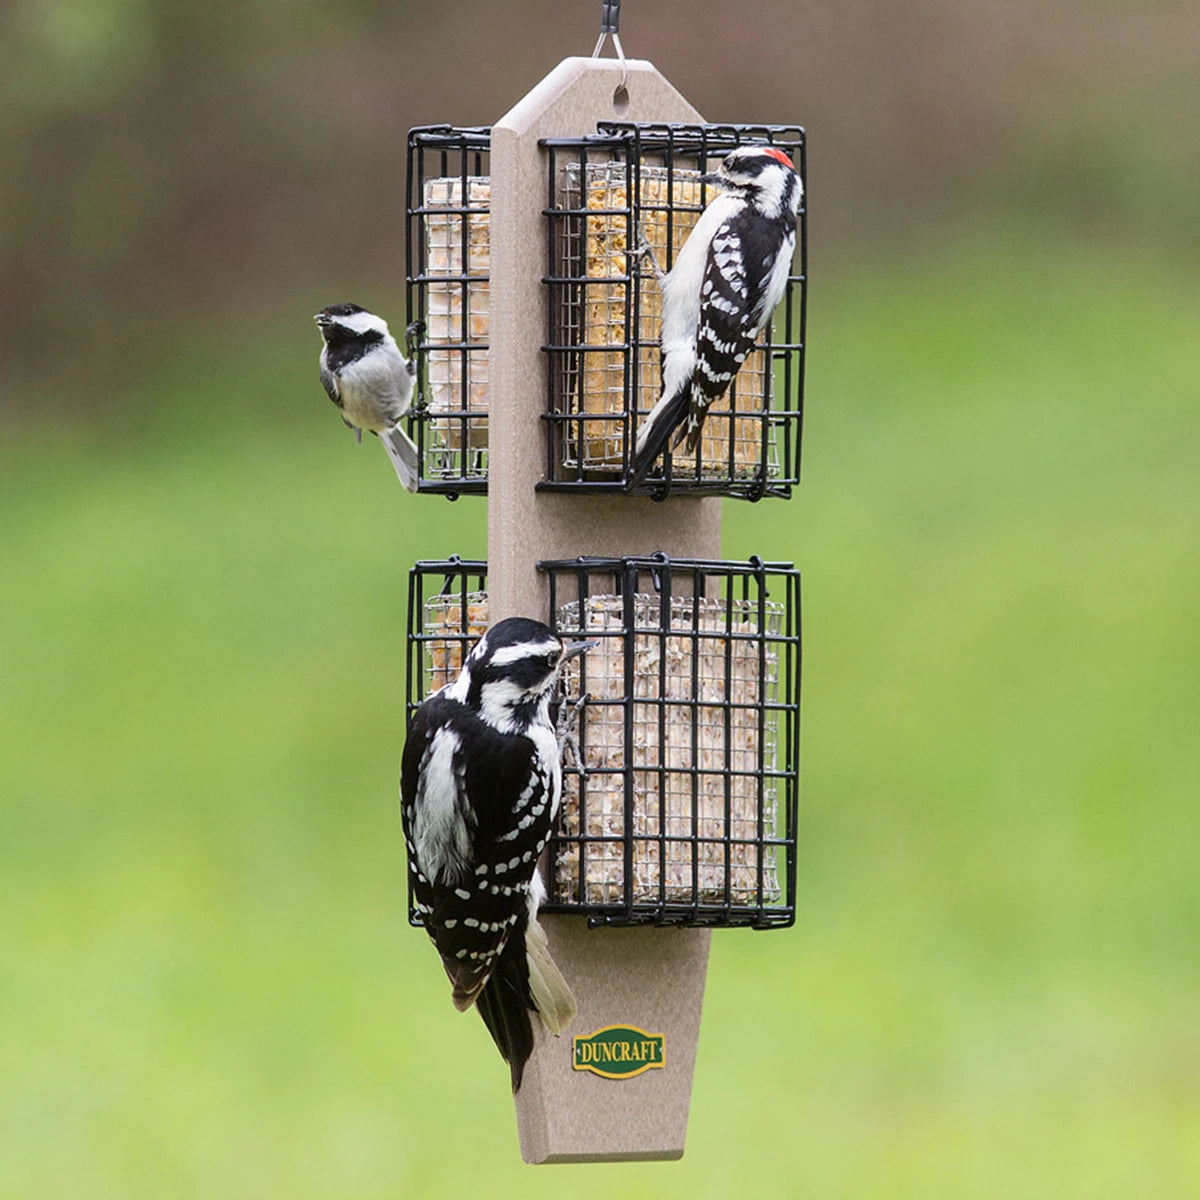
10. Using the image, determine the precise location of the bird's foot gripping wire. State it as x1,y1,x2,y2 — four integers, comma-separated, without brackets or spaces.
628,222,666,287
556,693,589,776
404,319,428,412
404,319,425,361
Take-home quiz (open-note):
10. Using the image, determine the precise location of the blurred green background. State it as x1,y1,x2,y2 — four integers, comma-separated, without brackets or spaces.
2,1,1198,1195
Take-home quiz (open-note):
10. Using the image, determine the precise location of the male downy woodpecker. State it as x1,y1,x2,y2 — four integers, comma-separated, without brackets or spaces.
314,302,423,492
626,145,802,489
400,618,593,1091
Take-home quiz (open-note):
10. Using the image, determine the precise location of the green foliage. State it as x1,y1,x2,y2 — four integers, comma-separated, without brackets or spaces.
2,231,1198,1195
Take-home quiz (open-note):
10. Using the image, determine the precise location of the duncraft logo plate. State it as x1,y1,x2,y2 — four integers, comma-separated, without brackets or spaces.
572,1024,665,1080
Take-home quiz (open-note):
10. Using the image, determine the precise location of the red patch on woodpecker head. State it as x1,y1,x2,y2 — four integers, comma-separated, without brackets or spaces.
762,146,794,169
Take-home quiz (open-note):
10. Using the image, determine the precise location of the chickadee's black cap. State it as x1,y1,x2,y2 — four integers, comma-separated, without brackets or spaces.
317,302,366,318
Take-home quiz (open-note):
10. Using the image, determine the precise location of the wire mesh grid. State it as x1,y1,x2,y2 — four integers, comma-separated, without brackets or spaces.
541,122,806,501
405,557,489,727
541,554,801,928
403,555,800,929
406,127,491,495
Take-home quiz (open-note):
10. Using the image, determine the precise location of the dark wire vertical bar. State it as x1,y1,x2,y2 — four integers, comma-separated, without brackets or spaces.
688,567,701,922
754,560,768,922
721,567,735,913
544,143,558,485
546,565,561,903
571,563,588,906
782,236,795,486
457,144,470,484
623,140,637,480
655,563,669,920
405,134,415,379
575,565,590,910
796,130,808,486
406,564,419,719
411,138,425,475
405,564,423,927
621,561,636,923
458,562,469,682
794,568,803,920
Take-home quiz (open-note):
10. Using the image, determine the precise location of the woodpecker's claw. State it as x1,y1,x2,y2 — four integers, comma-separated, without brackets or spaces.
629,224,666,286
557,693,589,776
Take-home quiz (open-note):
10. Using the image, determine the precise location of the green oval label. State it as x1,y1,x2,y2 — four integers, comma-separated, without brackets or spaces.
572,1024,665,1080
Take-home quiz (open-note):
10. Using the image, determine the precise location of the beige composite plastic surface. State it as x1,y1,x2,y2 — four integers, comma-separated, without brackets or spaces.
488,56,717,1163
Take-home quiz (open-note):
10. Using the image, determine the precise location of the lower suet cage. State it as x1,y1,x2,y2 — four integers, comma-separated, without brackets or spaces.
541,122,807,500
405,556,800,929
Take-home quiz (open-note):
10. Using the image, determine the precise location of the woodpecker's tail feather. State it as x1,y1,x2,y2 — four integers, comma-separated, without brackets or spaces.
473,937,535,1092
626,382,690,490
467,921,575,1092
379,424,419,492
448,967,488,1013
525,915,576,1035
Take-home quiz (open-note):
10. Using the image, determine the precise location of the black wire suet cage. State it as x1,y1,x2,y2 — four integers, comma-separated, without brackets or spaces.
405,127,492,497
540,122,807,501
403,555,801,930
405,556,489,731
540,554,800,928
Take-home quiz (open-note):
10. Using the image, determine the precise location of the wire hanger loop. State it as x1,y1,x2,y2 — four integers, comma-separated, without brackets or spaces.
591,0,628,89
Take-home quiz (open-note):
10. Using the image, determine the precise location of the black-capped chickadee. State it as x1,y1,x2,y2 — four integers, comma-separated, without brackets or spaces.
314,302,423,492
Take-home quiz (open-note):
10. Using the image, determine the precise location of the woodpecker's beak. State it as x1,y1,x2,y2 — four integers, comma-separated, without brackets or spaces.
699,172,725,188
560,639,597,664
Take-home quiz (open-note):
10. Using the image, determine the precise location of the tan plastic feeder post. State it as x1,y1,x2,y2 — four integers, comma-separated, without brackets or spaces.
489,57,718,1163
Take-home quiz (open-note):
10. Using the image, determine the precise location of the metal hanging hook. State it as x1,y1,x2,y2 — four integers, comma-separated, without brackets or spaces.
591,0,628,89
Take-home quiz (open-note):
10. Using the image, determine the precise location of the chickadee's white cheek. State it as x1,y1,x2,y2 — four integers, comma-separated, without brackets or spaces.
338,311,390,337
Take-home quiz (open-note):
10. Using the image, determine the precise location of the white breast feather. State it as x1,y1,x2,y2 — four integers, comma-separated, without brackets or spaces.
527,721,563,822
413,727,472,881
752,229,795,333
335,338,412,432
659,195,740,400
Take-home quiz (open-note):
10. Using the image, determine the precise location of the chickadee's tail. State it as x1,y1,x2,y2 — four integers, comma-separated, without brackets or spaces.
379,425,419,493
626,382,690,490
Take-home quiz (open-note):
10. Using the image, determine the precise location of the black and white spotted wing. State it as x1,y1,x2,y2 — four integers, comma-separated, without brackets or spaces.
400,693,558,1013
679,211,795,453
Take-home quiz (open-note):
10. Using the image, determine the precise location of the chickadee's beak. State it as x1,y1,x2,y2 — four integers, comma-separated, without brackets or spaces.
560,639,597,664
313,313,331,327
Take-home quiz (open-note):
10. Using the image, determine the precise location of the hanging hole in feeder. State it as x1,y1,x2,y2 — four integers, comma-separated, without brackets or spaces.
612,83,630,115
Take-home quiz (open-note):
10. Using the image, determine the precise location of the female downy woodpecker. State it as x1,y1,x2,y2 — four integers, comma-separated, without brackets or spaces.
400,617,593,1091
626,145,802,489
314,302,423,491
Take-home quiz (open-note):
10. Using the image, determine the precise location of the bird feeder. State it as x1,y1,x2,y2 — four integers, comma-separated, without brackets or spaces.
407,555,800,929
399,9,806,1163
